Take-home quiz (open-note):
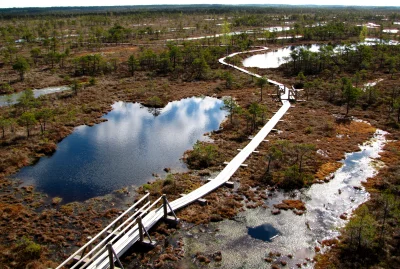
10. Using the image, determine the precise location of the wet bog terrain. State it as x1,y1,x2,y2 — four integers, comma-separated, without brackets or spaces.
178,130,387,268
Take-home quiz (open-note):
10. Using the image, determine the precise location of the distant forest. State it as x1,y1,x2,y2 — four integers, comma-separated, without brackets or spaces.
1,4,400,18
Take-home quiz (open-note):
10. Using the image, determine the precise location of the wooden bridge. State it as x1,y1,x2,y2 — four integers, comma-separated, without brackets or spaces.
58,47,297,269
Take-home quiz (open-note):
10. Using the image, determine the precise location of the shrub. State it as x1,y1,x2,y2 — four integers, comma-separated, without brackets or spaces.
304,126,313,134
0,83,14,94
51,197,62,205
162,174,177,194
146,96,163,108
185,141,218,169
163,174,175,186
16,237,42,260
320,121,335,137
142,184,152,191
89,77,97,86
279,165,312,190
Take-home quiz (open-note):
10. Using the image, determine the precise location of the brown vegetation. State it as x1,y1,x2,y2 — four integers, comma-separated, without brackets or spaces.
273,199,306,211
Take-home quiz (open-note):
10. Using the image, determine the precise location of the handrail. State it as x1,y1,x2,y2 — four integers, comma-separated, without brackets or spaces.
74,201,151,269
82,196,165,269
57,192,150,269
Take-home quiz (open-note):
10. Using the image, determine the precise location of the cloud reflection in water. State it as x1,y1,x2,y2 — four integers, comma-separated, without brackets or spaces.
14,97,227,203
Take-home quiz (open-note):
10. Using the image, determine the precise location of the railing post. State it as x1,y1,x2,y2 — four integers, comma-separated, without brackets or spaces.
137,216,144,242
80,236,93,258
162,194,168,218
107,243,115,269
87,236,93,258
107,243,125,269
137,215,154,244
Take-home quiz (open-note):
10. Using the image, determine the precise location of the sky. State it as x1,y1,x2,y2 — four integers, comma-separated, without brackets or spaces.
0,0,399,9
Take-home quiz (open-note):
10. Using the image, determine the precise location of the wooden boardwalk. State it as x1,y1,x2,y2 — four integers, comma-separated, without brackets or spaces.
58,48,294,269
219,47,295,100
218,47,283,85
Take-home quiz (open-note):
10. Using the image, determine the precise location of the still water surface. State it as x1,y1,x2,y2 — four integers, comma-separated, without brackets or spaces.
242,44,320,69
14,97,227,203
243,40,399,69
0,86,70,107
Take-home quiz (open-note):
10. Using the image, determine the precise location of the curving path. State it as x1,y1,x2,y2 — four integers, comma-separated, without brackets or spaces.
59,47,294,269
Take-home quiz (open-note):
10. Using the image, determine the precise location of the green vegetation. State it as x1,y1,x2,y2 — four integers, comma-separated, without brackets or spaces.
146,96,163,107
0,83,13,94
162,173,177,195
221,96,241,125
0,116,9,138
16,236,42,261
342,77,362,116
256,76,268,101
12,57,30,81
247,102,267,133
264,141,315,189
18,111,37,137
223,71,233,89
23,242,41,259
186,141,218,169
70,80,81,96
35,108,54,134
127,55,137,77
283,44,400,78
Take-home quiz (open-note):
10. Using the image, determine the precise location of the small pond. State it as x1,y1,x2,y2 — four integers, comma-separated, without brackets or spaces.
0,86,70,107
242,44,321,69
243,39,399,69
166,26,291,42
262,26,291,32
363,38,399,45
13,97,227,203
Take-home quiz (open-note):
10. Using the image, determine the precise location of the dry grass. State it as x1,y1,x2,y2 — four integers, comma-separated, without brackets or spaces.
336,121,376,135
315,162,343,180
273,199,306,211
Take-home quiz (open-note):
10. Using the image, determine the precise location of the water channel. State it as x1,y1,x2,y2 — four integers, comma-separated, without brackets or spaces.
166,26,291,42
179,129,387,268
13,97,227,203
0,86,70,107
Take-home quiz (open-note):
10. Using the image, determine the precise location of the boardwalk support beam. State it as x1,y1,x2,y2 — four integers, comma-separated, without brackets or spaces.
205,178,233,188
162,195,180,226
73,236,93,262
107,243,124,269
137,216,157,247
137,216,152,243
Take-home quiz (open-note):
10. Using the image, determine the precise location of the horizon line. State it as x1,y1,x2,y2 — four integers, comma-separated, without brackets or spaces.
1,4,400,9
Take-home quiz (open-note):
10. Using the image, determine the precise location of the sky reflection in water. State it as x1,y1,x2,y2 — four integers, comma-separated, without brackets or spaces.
14,97,227,203
242,44,320,69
